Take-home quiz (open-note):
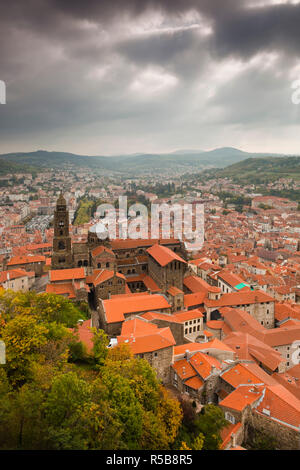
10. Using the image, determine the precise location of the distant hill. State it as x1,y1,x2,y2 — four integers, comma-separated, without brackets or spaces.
0,158,35,176
0,148,297,175
211,156,300,183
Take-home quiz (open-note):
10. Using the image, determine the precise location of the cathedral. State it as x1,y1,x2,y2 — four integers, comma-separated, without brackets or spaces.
51,194,188,306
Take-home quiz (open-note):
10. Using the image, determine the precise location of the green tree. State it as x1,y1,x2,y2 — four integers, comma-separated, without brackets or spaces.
92,328,109,366
1,314,48,386
193,405,227,450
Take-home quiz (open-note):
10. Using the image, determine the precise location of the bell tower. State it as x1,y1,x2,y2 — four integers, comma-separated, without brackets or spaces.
51,193,73,269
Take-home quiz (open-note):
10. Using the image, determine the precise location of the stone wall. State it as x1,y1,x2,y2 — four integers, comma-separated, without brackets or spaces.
246,410,300,450
150,318,185,345
142,346,173,383
95,276,126,302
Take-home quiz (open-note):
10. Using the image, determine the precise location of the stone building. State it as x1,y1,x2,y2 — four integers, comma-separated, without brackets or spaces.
86,268,126,304
204,290,276,328
7,254,46,276
117,317,175,382
97,292,171,336
147,244,187,293
51,195,184,276
51,193,73,270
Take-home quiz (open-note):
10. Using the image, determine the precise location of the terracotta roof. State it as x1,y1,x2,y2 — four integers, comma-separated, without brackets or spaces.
189,351,221,380
172,359,198,380
86,269,125,287
0,269,30,283
110,238,180,250
141,311,180,323
184,292,206,308
126,274,161,292
8,255,45,265
147,244,186,267
205,290,275,308
206,320,224,330
173,308,204,322
220,385,264,412
220,422,243,450
121,317,158,336
221,362,277,388
46,282,76,299
91,245,115,257
50,267,86,282
223,332,283,372
273,367,300,401
217,271,245,287
174,342,209,357
192,338,235,354
118,322,175,355
184,275,221,294
255,384,300,429
184,376,204,390
102,293,171,324
167,286,184,296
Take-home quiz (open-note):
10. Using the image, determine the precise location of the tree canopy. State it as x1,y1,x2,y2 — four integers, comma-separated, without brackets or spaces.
0,291,183,450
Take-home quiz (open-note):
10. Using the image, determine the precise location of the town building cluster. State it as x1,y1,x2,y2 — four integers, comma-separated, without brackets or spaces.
0,170,300,450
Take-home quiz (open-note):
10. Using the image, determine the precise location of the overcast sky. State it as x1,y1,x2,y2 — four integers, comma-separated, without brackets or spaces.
0,0,300,155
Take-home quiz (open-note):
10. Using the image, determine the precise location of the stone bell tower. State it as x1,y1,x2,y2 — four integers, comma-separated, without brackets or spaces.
51,193,73,269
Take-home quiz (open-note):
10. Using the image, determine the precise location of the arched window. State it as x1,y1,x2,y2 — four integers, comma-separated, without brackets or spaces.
106,262,110,268
78,260,82,267
83,260,88,267
58,241,65,250
97,263,101,268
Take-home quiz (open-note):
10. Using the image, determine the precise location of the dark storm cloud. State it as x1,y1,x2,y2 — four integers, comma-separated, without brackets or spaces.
214,3,300,59
48,0,238,21
1,0,300,154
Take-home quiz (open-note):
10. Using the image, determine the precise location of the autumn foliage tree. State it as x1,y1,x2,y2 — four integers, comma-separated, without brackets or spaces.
0,291,183,450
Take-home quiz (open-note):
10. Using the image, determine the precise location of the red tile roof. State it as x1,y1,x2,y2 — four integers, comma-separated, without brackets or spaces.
223,332,283,372
220,385,264,412
147,244,186,267
184,376,204,390
86,269,125,287
91,245,115,257
0,269,30,283
118,320,175,355
255,384,300,429
102,293,171,324
189,351,221,380
184,292,206,308
205,290,275,308
8,255,45,265
167,286,184,296
50,267,86,282
184,275,221,294
172,359,197,380
46,282,76,299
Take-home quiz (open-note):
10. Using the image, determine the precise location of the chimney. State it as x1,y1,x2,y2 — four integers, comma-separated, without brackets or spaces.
185,349,190,360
